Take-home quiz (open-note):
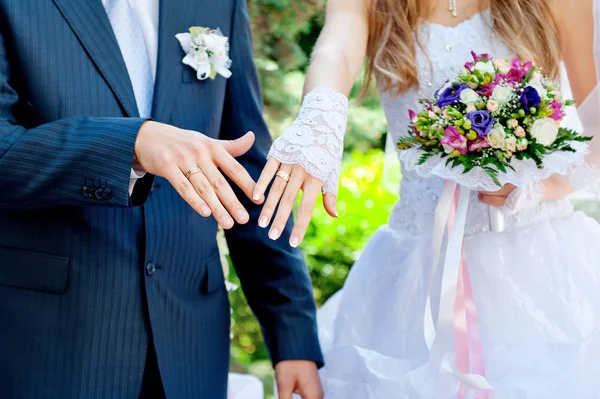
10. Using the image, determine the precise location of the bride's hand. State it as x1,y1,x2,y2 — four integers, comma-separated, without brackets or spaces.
479,178,576,210
478,184,517,208
253,157,337,248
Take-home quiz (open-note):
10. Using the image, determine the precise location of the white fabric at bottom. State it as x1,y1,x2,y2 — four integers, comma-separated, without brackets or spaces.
318,210,600,398
227,373,264,399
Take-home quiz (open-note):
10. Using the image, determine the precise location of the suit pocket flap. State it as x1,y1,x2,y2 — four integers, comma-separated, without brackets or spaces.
0,246,70,294
201,251,225,295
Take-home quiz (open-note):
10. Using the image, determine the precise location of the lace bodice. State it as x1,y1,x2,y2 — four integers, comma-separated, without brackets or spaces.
381,11,574,238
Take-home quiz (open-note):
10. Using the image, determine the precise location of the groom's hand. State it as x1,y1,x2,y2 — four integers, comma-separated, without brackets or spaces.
275,360,323,399
134,121,259,229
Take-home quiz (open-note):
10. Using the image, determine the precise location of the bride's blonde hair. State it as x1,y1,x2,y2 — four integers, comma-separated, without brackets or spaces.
365,0,561,96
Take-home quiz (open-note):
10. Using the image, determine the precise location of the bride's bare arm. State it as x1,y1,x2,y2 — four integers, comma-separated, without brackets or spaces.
253,0,371,248
302,0,370,96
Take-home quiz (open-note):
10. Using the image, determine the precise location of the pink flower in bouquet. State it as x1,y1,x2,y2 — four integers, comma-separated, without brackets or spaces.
549,99,566,121
441,126,468,155
505,58,533,84
408,109,419,135
471,51,490,63
408,109,418,123
468,136,490,152
465,51,490,71
478,74,503,96
478,81,498,96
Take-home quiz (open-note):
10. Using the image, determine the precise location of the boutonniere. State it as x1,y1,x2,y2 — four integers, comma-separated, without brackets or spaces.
176,27,232,81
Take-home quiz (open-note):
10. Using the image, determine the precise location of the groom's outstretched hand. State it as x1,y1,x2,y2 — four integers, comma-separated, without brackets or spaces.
134,121,260,229
275,360,323,399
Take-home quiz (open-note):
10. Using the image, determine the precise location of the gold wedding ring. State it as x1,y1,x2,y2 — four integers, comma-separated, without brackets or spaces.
184,168,203,180
275,170,291,183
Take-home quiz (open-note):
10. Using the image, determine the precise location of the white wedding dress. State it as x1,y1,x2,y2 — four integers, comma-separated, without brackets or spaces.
317,10,600,398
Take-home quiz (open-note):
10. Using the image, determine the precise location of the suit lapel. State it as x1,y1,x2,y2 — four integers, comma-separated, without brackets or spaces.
51,0,140,117
153,0,198,122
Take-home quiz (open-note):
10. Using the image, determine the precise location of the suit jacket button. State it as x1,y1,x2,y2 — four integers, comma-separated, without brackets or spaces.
102,188,113,200
95,189,104,200
88,188,96,198
81,186,90,197
146,262,156,276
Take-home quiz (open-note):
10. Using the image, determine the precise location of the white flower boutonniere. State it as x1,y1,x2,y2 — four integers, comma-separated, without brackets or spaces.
176,26,232,81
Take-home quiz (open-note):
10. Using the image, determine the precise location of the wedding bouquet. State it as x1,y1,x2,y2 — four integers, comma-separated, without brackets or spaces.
397,52,590,187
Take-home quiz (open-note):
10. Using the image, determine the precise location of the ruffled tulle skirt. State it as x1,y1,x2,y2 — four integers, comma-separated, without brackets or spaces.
317,210,600,398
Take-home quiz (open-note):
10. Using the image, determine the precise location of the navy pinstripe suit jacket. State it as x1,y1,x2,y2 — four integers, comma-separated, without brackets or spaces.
0,1,322,397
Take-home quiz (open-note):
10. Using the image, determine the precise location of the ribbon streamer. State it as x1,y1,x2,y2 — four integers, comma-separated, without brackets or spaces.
425,181,492,396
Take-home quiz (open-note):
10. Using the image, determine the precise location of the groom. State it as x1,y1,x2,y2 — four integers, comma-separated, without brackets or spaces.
0,0,323,398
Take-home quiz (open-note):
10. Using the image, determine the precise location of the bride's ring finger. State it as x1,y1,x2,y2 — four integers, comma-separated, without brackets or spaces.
269,169,304,241
259,164,292,230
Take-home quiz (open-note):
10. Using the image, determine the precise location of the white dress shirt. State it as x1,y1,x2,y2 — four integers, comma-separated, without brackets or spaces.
102,0,159,194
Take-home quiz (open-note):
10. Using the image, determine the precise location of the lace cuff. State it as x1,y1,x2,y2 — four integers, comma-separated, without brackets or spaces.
268,87,349,195
502,180,545,216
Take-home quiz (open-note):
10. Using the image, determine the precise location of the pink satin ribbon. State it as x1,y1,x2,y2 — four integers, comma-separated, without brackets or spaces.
447,185,489,399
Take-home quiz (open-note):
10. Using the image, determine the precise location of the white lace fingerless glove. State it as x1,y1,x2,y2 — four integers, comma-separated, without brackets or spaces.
502,180,545,216
268,87,349,195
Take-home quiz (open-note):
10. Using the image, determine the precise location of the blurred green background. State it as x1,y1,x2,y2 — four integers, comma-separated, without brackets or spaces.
225,1,395,397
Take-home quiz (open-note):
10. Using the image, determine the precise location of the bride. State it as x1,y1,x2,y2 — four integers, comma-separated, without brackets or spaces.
252,0,600,397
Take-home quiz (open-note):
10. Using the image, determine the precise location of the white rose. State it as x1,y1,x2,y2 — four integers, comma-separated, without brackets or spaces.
428,111,438,120
507,119,519,129
503,135,517,152
466,104,477,113
516,138,528,151
527,76,548,98
487,100,499,113
530,117,559,146
474,61,496,77
460,88,480,105
491,85,514,105
487,124,506,149
494,59,512,74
